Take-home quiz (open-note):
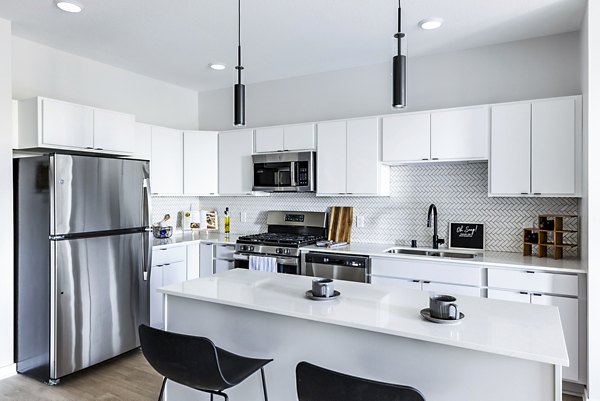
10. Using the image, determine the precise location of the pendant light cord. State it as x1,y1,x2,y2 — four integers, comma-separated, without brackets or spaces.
236,0,243,85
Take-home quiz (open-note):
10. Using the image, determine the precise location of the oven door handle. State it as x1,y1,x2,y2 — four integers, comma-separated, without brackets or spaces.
290,162,297,187
234,252,299,266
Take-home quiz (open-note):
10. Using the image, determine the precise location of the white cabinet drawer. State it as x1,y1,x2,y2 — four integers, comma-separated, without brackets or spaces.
487,269,578,297
370,275,421,290
370,257,483,287
152,246,186,266
215,244,236,260
488,289,531,304
423,282,483,298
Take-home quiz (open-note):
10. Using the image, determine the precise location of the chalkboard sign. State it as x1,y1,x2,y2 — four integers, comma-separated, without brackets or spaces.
448,222,485,251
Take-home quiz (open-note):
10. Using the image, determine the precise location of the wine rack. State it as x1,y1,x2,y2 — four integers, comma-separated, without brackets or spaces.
523,214,578,260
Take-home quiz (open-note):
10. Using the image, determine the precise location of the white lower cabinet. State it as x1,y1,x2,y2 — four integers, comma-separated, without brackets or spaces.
199,243,214,277
369,257,485,298
422,281,483,298
531,294,579,382
487,268,581,382
150,244,198,328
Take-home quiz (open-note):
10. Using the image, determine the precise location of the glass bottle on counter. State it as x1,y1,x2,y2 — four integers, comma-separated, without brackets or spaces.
224,207,231,234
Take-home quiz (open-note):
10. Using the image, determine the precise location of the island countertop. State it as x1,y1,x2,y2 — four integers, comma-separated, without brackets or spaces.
159,269,569,366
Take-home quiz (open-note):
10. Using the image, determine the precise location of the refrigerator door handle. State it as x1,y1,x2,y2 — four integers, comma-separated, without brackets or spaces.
142,178,153,281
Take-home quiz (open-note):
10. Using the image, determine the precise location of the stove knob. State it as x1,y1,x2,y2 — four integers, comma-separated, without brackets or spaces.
285,249,291,255
276,248,282,254
249,246,255,251
240,245,247,251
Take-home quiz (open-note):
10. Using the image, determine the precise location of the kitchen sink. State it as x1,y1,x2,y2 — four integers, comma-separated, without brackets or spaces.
384,248,477,259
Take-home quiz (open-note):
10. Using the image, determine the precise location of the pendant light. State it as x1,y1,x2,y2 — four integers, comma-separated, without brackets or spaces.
392,0,407,109
233,0,245,126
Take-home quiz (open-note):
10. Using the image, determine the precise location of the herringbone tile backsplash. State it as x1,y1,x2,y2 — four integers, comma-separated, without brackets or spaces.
153,162,579,253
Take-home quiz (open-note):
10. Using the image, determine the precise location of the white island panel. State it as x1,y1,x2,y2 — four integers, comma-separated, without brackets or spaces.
159,269,567,401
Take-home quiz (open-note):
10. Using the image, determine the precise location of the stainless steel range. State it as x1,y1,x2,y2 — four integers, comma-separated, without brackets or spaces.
234,211,328,274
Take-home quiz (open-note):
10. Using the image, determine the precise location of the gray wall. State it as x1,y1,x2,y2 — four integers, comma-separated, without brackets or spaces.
12,37,199,130
153,163,578,254
198,32,581,131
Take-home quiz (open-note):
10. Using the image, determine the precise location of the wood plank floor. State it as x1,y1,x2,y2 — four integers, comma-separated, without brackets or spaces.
0,350,162,401
0,350,585,400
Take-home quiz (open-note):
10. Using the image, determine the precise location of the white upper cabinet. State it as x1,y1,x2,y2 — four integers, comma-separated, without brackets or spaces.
531,98,577,195
254,123,315,153
219,130,254,195
184,131,219,195
316,121,347,195
151,126,183,195
283,124,315,150
430,106,489,160
132,123,152,160
489,96,581,197
17,97,135,154
382,113,430,162
254,127,284,153
346,118,380,195
489,102,531,195
382,107,488,163
93,108,135,153
41,98,94,149
317,118,389,196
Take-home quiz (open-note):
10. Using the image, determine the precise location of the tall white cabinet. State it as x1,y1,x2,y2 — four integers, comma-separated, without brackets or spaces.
489,96,581,197
151,126,183,195
183,131,219,195
218,130,254,195
317,118,389,196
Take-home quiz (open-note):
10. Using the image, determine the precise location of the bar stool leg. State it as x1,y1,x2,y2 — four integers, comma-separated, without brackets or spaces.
158,377,167,401
260,367,269,401
210,394,213,401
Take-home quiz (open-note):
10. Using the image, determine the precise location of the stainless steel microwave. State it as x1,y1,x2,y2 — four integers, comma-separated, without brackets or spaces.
252,151,315,192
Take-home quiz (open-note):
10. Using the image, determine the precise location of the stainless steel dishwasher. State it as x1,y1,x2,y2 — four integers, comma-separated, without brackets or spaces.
303,252,370,283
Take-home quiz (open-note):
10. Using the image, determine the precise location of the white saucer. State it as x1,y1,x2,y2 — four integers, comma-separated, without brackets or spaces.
420,308,464,325
305,290,341,301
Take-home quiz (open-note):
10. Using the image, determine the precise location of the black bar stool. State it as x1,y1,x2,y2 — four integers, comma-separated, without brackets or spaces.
139,324,272,401
296,361,425,401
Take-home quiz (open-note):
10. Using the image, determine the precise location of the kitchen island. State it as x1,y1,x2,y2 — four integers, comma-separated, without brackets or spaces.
159,269,568,401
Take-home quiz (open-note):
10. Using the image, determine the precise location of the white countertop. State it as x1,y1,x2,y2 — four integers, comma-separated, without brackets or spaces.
152,231,241,248
159,269,569,366
300,243,586,274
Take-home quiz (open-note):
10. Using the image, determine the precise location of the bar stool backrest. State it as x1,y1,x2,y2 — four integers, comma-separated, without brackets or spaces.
296,361,426,401
139,324,232,391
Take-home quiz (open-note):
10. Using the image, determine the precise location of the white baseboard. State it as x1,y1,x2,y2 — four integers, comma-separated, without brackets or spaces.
0,363,16,380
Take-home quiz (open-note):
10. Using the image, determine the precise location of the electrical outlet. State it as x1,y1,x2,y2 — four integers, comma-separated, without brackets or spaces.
356,215,365,228
240,212,247,223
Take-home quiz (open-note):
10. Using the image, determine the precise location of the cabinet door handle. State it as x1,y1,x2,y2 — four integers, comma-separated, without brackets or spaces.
85,146,94,149
95,147,104,151
533,193,541,196
431,158,439,160
412,280,420,283
519,291,529,295
423,281,431,284
422,158,429,161
525,270,535,274
520,192,529,195
532,293,543,297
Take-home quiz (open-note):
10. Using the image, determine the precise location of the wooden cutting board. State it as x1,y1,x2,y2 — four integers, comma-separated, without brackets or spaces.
328,206,353,243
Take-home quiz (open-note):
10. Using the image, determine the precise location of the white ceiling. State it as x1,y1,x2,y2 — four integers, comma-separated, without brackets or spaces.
0,0,586,92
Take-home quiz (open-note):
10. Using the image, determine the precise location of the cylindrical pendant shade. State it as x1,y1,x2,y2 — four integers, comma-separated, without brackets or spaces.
392,54,406,109
234,83,245,126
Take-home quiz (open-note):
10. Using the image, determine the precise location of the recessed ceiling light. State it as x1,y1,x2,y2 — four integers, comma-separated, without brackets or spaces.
419,18,443,30
54,0,83,13
209,63,226,71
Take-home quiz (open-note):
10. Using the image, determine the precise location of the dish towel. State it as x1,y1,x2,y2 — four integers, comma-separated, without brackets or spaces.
248,255,278,273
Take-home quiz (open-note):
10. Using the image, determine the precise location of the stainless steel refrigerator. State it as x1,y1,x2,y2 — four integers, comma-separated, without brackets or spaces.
14,153,152,384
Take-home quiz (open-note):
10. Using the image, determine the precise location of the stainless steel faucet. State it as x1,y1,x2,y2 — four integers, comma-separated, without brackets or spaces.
427,204,445,249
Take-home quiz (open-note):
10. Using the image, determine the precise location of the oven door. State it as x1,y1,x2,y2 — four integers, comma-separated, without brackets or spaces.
233,253,299,275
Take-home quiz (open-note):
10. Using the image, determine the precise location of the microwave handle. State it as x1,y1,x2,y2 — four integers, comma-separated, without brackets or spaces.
291,162,297,187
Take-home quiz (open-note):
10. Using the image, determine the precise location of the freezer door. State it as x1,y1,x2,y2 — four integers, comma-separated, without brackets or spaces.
52,154,149,235
52,232,149,379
